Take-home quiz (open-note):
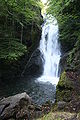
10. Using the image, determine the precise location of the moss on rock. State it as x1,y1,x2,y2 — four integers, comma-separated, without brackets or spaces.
56,71,74,102
57,71,73,89
37,112,77,120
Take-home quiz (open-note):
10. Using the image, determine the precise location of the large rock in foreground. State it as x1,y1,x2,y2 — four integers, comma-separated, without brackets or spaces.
56,71,80,112
0,92,51,120
0,92,31,120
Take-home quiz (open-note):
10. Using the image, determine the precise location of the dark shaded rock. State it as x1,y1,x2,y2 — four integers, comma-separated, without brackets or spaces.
0,104,6,115
35,105,42,111
16,106,29,119
28,105,35,110
23,49,44,77
59,52,69,73
57,101,66,110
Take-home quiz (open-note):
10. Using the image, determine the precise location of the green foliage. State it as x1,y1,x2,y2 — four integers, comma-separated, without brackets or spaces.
47,0,80,106
47,0,80,52
0,0,42,61
0,38,27,61
67,41,80,70
37,111,76,120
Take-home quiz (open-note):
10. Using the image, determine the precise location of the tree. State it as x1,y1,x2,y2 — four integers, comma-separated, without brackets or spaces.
47,0,80,52
0,0,42,61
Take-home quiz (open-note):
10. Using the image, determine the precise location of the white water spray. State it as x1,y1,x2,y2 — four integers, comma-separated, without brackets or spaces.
37,15,61,85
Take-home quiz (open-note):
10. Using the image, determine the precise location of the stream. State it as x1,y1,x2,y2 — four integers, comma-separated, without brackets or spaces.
0,15,61,105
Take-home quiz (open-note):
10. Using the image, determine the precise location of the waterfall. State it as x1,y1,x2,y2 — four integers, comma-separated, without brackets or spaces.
37,15,61,85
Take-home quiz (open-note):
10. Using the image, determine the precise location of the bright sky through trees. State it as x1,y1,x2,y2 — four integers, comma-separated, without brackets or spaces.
41,0,47,4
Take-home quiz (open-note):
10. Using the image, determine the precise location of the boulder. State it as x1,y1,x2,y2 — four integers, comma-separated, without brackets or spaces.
0,92,52,120
57,101,66,110
0,92,31,120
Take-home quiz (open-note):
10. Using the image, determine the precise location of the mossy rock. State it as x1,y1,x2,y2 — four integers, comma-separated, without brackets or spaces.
37,112,77,120
56,71,74,102
57,71,73,90
56,90,72,102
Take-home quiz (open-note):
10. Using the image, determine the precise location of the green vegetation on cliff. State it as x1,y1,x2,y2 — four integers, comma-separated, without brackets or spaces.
47,0,80,52
47,0,80,72
47,0,80,113
0,0,43,61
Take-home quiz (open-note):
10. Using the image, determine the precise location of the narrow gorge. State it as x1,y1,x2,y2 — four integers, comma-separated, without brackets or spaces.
0,0,80,119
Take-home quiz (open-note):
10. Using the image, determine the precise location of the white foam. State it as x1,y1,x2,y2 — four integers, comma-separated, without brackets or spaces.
37,76,59,85
37,15,61,85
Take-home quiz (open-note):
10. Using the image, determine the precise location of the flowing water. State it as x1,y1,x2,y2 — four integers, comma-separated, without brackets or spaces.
0,15,61,104
37,15,61,85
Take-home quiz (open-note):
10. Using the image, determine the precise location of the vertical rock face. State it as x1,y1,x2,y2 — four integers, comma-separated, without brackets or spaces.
23,49,44,77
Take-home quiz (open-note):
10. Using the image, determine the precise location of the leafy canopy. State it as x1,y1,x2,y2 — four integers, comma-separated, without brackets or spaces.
0,0,42,61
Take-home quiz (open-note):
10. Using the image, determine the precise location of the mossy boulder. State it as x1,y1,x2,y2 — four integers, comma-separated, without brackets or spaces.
56,71,74,102
57,71,73,89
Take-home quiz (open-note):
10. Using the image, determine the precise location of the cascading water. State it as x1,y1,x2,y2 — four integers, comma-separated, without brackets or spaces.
37,15,61,85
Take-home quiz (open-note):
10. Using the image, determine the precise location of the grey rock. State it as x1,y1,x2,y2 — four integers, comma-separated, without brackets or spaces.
57,101,66,110
0,92,31,120
0,105,6,115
